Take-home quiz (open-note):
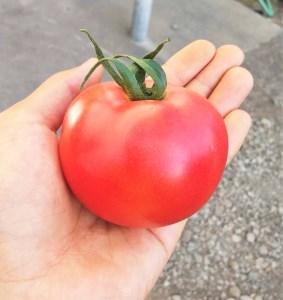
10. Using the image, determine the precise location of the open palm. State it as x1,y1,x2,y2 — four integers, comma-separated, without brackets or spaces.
0,41,252,300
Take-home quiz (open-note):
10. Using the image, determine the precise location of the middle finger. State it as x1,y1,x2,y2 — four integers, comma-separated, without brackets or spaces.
162,40,216,87
186,45,244,97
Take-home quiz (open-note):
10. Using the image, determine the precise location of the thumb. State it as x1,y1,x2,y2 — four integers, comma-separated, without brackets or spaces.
19,58,103,131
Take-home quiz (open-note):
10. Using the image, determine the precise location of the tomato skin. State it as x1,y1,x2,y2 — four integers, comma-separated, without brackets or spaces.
59,82,228,227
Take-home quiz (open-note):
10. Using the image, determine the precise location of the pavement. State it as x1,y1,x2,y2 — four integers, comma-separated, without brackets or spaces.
1,0,282,299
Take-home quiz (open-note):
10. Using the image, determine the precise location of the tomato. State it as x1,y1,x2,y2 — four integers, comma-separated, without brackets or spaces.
59,81,228,227
59,30,228,227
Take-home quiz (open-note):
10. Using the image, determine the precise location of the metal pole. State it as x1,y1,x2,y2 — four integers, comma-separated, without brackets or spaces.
131,0,153,43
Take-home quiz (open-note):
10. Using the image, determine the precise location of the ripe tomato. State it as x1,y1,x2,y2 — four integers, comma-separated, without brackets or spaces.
59,81,228,227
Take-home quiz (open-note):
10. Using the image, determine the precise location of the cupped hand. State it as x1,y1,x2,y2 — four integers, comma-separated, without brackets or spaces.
0,41,252,300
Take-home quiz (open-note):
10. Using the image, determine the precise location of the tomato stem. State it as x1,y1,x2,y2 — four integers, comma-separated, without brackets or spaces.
80,29,169,100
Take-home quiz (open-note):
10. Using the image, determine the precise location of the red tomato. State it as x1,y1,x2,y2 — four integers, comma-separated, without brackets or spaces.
59,82,228,227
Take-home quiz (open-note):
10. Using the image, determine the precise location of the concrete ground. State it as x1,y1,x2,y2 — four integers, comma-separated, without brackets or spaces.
1,0,282,299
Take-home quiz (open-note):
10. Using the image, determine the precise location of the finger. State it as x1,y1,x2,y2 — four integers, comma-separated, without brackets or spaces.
224,109,252,164
186,45,244,97
209,67,254,116
20,58,103,131
162,40,216,87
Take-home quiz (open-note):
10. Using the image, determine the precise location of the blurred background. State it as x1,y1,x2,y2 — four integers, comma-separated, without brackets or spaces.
0,0,282,299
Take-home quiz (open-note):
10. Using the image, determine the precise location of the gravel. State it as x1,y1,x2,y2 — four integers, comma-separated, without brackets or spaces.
228,286,241,298
171,296,181,300
149,34,283,300
240,296,253,300
246,233,255,243
232,234,242,243
258,245,268,256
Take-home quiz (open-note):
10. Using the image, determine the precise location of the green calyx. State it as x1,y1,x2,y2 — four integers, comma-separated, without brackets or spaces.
80,29,170,100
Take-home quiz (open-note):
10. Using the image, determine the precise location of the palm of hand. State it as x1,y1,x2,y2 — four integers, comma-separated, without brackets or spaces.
0,41,252,300
0,118,169,299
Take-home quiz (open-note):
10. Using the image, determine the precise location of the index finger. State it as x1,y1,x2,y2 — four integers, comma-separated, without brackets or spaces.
162,40,216,87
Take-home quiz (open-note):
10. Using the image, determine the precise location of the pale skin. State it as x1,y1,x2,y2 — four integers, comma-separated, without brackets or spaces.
0,41,253,299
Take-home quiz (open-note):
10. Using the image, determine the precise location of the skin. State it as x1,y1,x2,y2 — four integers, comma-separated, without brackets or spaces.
0,40,253,300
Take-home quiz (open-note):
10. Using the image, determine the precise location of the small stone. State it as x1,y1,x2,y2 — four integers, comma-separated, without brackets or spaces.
204,256,210,265
261,118,272,128
271,261,278,268
215,205,225,216
192,226,201,233
270,205,277,213
229,260,239,271
253,227,260,236
208,239,216,248
228,285,241,298
259,245,268,256
255,258,264,269
232,234,241,243
202,274,208,280
172,268,178,277
240,296,253,300
246,232,255,243
187,241,196,251
248,271,258,281
171,23,179,30
235,228,242,235
171,295,181,300
247,191,255,198
240,274,247,281
182,230,192,242
194,253,203,263
163,279,170,287
255,296,263,300
185,255,192,265
224,199,233,208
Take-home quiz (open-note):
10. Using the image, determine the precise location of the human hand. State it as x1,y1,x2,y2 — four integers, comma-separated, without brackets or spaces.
0,41,252,299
